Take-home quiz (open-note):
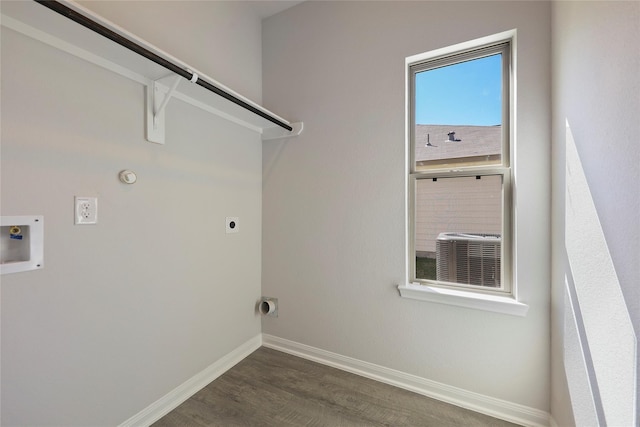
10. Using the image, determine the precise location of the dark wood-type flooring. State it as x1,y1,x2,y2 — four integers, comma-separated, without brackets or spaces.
153,347,521,426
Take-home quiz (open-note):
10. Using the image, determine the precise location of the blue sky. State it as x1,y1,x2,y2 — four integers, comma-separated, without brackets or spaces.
415,54,502,126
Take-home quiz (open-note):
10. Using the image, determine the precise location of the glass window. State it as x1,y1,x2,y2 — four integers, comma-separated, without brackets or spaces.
409,42,512,294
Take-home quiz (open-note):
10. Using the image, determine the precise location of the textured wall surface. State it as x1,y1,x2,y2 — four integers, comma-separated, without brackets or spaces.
551,2,640,425
262,0,551,412
1,2,263,424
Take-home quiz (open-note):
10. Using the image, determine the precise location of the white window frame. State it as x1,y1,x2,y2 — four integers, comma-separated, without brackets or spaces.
398,30,528,317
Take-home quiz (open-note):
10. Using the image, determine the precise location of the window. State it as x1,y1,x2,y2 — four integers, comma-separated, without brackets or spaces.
407,38,513,296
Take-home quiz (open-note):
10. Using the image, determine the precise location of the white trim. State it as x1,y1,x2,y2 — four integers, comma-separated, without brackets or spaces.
405,29,518,299
263,334,549,427
397,283,529,317
118,334,262,427
406,29,517,65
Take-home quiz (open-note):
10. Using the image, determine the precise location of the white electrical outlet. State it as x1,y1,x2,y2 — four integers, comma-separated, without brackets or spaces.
75,197,98,225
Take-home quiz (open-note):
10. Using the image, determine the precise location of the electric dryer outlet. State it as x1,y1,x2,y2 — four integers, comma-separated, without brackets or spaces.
226,217,239,233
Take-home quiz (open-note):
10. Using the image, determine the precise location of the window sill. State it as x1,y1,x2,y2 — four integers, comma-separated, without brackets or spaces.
397,283,529,317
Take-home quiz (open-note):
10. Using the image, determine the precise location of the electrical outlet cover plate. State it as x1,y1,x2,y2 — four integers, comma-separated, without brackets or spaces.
75,197,98,225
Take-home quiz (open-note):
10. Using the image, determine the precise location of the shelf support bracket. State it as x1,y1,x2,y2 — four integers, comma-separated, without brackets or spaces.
146,72,198,144
153,75,181,128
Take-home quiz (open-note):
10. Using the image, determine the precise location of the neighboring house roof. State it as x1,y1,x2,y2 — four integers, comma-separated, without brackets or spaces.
415,124,501,162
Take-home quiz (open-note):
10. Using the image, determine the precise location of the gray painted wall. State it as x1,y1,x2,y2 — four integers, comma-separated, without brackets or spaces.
1,2,263,425
262,0,551,413
76,0,264,103
6,1,636,424
551,1,640,425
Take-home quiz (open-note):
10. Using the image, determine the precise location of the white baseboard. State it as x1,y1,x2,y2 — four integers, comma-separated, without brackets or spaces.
118,333,551,427
262,334,551,427
119,334,262,427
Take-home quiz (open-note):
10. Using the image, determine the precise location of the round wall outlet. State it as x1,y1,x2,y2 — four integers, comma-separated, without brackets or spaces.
226,217,239,233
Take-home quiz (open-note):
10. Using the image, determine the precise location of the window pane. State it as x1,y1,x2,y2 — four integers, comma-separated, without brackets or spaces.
415,175,502,287
414,54,502,170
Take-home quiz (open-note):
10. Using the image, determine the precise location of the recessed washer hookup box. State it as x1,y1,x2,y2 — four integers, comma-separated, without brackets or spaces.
1,215,44,275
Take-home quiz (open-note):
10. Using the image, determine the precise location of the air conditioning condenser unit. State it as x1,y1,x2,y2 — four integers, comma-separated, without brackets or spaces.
436,232,501,287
